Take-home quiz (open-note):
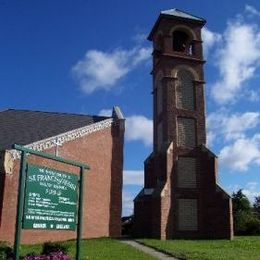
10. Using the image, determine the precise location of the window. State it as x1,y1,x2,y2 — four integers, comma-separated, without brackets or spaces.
177,157,197,188
177,117,196,147
178,199,198,231
176,70,195,110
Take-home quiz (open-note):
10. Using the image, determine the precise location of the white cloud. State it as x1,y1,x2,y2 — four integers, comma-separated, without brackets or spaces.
124,170,144,186
125,115,153,146
132,33,147,44
98,109,153,146
122,191,135,216
122,170,144,216
211,20,260,104
98,109,112,117
219,134,260,171
132,47,151,66
72,46,151,94
245,5,260,17
243,182,260,203
207,111,260,144
201,27,222,57
228,182,260,203
243,188,260,203
245,90,260,102
246,181,258,190
206,131,216,147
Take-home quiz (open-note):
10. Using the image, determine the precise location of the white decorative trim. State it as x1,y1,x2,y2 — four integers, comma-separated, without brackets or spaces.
9,118,114,160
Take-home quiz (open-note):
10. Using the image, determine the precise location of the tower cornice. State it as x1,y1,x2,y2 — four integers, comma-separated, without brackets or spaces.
148,9,206,41
159,52,205,63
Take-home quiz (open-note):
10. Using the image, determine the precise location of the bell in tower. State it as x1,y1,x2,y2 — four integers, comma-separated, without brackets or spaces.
133,9,233,239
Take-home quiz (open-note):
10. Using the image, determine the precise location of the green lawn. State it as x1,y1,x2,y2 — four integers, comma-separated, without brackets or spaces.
3,236,259,259
20,238,155,260
138,236,260,260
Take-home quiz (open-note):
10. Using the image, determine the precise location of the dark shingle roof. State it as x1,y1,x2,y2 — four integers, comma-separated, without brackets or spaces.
0,109,110,150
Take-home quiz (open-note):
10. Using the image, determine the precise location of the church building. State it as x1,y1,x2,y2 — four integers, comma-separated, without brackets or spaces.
0,107,124,244
134,9,233,239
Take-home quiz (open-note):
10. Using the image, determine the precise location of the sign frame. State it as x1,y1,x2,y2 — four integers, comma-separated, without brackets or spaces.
12,144,90,260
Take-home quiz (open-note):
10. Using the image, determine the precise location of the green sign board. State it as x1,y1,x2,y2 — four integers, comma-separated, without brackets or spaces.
23,164,78,230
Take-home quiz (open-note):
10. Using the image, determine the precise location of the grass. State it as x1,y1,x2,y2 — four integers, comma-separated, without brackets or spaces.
20,238,156,260
138,236,260,260
3,236,259,259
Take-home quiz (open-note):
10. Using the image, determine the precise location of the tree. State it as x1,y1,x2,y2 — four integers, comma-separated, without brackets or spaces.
253,196,260,216
232,189,251,213
232,189,260,235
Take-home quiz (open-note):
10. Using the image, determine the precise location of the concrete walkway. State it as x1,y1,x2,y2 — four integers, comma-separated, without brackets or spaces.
120,239,178,260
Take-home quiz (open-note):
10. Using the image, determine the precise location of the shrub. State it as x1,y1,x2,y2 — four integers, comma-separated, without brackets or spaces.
24,251,71,260
0,241,71,260
246,215,260,235
0,242,13,260
24,242,71,260
42,242,69,255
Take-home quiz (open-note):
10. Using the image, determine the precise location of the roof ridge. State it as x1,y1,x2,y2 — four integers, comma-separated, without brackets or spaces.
175,8,205,21
1,108,111,118
161,8,206,22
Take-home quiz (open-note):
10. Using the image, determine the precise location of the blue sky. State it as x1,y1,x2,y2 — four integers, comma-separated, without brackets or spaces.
1,0,260,216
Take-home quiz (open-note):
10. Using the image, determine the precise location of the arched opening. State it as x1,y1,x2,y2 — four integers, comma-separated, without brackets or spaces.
172,30,194,55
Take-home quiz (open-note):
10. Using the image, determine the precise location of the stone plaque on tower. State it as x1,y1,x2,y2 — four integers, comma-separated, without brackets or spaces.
133,9,233,239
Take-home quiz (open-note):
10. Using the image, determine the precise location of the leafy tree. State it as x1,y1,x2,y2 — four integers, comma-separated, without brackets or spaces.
232,189,260,235
232,189,251,213
253,196,260,216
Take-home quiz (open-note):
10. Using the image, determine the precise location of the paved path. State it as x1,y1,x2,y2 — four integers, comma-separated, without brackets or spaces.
120,239,178,260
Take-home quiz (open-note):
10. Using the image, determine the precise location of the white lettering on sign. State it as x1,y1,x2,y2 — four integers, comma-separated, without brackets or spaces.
28,173,77,191
56,224,70,229
33,223,46,229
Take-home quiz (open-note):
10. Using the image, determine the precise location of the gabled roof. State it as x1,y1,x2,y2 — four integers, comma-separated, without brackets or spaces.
148,8,206,40
0,109,110,150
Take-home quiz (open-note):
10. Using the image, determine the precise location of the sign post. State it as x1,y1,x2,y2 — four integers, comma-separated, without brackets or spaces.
76,166,85,260
14,150,27,259
13,144,90,260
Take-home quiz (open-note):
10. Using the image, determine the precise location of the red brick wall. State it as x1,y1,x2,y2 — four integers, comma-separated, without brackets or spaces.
0,122,124,244
134,147,233,239
134,14,233,240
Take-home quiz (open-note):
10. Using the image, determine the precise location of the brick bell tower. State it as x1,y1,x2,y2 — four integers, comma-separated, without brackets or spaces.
133,9,233,239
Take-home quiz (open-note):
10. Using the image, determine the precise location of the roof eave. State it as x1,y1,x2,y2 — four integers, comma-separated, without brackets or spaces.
147,14,161,41
148,13,206,41
7,117,115,160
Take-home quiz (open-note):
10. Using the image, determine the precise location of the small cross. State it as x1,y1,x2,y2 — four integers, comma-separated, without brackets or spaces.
53,140,62,156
